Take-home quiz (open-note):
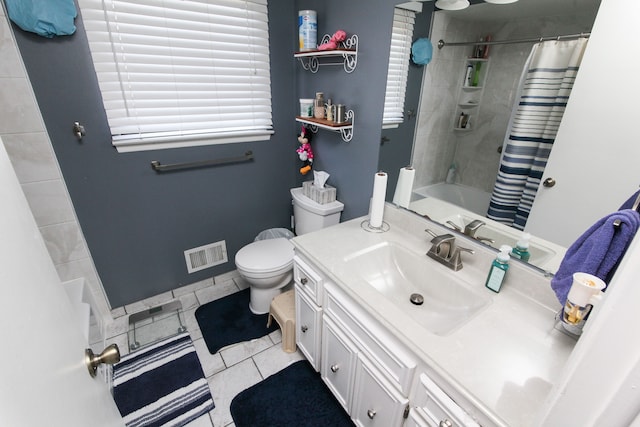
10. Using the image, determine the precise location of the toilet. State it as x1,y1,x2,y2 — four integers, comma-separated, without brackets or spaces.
235,187,344,314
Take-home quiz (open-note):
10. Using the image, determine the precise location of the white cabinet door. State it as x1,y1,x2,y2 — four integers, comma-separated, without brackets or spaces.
414,374,480,427
295,285,322,370
351,354,409,427
321,316,358,412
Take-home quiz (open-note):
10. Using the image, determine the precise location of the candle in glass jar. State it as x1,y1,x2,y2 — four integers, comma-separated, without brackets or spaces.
314,92,325,119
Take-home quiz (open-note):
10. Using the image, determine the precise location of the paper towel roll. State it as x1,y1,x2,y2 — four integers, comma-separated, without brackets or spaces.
369,171,388,228
392,166,415,208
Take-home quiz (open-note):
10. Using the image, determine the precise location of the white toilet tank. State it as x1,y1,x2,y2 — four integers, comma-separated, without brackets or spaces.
291,187,344,235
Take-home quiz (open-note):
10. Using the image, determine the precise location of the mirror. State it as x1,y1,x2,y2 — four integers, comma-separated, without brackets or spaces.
383,0,601,271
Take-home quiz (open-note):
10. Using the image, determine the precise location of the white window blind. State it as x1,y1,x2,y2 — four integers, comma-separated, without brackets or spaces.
78,0,273,152
383,7,416,128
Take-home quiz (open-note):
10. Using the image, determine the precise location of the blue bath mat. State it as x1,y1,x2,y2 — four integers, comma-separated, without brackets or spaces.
113,333,214,427
195,288,278,354
230,360,353,426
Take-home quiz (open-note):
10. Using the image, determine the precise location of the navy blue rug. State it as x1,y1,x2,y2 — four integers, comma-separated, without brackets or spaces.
113,333,214,427
230,360,354,426
195,288,278,354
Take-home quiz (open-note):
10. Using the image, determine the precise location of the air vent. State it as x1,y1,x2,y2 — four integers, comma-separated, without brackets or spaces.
184,240,228,273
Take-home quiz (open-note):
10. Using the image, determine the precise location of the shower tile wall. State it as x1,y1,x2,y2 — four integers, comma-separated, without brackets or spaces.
0,6,112,327
413,11,598,193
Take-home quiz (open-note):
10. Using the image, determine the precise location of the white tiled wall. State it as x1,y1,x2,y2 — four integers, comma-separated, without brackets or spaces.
0,5,112,328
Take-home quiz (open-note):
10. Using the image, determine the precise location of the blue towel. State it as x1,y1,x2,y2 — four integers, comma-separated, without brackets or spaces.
5,0,77,38
411,38,433,66
551,209,640,305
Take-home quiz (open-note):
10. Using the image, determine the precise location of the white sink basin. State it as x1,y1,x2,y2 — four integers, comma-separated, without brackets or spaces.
344,242,492,336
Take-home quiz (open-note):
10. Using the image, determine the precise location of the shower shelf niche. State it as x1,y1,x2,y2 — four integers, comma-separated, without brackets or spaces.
454,58,490,131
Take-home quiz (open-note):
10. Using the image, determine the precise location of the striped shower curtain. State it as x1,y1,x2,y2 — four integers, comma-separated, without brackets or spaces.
487,38,588,229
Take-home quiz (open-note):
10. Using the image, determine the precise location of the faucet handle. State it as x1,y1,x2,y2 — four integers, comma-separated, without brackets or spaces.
464,219,486,237
425,229,456,259
445,221,462,232
476,235,495,244
450,246,475,271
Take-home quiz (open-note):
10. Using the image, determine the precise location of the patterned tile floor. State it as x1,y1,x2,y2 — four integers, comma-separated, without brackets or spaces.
104,270,305,427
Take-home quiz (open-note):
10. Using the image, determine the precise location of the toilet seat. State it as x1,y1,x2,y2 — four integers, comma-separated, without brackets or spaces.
235,238,294,276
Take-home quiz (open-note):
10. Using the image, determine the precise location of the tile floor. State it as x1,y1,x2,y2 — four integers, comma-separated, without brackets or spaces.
104,270,305,427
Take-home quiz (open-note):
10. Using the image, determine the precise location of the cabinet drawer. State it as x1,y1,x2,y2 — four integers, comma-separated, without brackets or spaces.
321,316,358,412
414,374,480,427
325,282,416,394
294,255,323,305
295,285,322,371
351,354,409,427
404,409,434,427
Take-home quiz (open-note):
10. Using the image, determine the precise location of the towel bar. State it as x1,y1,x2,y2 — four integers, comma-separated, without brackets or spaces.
151,151,253,172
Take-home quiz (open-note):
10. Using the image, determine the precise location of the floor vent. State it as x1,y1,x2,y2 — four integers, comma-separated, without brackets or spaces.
184,241,228,273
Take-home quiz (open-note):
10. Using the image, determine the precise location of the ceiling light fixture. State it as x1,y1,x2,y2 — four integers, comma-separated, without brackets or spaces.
434,0,470,10
484,0,519,4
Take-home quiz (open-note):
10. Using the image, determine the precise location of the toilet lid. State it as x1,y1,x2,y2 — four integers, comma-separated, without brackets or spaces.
235,238,294,274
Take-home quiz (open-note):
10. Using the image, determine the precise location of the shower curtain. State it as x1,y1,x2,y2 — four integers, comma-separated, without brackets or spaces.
487,38,589,230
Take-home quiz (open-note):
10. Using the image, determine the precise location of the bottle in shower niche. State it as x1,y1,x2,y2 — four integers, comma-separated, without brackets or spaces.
464,64,473,87
314,92,325,119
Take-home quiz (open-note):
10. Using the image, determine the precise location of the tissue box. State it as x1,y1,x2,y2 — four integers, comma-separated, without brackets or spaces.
303,181,337,204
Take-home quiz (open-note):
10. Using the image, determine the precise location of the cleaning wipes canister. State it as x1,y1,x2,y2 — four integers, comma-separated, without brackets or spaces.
298,10,317,51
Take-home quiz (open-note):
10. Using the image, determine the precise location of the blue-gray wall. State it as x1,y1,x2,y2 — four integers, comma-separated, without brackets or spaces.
11,0,430,307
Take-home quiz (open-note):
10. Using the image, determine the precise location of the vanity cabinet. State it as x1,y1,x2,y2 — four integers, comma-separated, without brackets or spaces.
351,354,410,427
293,255,324,371
322,281,414,427
294,253,483,427
321,316,357,411
409,374,480,427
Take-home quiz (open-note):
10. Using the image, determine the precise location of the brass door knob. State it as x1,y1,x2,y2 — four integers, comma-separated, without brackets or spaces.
85,344,120,377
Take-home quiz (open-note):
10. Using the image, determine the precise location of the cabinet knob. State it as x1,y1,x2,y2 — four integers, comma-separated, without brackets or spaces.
367,409,377,419
301,325,308,333
543,177,556,188
439,419,453,427
301,277,308,285
330,364,339,373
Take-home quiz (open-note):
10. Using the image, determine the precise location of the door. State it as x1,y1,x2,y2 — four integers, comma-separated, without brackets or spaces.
0,142,124,426
525,0,640,248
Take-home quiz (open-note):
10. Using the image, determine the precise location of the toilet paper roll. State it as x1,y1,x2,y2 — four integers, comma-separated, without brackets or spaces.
369,171,388,228
392,166,415,208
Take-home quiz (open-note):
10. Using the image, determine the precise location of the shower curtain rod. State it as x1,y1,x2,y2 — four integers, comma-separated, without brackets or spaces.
437,32,590,49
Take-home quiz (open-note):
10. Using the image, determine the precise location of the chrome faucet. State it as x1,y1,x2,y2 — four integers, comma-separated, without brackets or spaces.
425,229,474,271
445,219,495,244
464,220,495,244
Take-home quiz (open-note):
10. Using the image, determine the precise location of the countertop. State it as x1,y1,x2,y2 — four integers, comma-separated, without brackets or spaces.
291,204,576,426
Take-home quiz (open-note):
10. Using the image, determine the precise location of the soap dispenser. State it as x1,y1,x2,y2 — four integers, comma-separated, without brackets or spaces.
485,245,511,293
511,232,531,262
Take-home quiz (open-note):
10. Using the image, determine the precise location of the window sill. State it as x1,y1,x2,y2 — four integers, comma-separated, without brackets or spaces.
113,132,273,153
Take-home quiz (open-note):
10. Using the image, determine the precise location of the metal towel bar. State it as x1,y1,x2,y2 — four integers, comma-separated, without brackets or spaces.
151,151,253,172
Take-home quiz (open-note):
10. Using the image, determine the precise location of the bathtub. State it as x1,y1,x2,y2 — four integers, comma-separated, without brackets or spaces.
413,183,491,217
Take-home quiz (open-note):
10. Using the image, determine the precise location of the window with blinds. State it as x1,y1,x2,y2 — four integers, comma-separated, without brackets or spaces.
383,6,417,128
78,0,273,152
